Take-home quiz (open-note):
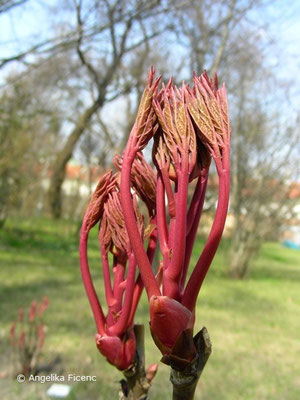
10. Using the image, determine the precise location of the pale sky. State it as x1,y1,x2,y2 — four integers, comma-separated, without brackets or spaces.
1,0,299,114
1,1,299,79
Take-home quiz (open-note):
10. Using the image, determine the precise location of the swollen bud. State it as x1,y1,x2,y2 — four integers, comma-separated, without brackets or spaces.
149,296,193,353
95,330,136,371
146,363,158,383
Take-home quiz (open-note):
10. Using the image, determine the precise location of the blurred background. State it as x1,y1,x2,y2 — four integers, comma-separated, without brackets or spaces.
0,0,299,399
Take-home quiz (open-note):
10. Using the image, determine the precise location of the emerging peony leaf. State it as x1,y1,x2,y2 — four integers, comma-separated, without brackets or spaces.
82,171,117,233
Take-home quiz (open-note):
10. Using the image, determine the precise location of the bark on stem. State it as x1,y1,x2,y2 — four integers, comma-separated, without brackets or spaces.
120,325,152,400
170,327,212,400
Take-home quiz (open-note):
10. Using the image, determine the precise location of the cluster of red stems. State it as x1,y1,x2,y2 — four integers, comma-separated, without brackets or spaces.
10,297,49,376
80,68,230,372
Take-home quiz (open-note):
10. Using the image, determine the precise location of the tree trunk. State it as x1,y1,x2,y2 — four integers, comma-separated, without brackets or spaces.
48,94,105,218
228,225,260,279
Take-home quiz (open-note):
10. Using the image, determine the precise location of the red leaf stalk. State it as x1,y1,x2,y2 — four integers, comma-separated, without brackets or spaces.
10,322,16,346
120,68,161,300
38,322,45,350
19,329,25,349
120,68,231,360
18,308,24,323
80,151,158,370
38,296,49,317
29,301,37,323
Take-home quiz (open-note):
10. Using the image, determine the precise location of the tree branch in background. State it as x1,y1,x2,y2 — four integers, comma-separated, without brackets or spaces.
0,0,28,14
48,92,106,218
211,0,236,73
48,0,166,217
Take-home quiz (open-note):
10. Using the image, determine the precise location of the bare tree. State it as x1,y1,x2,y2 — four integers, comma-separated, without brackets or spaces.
225,30,299,278
47,0,171,218
0,0,28,14
172,0,263,75
172,2,299,278
0,0,172,217
0,75,61,225
2,0,294,229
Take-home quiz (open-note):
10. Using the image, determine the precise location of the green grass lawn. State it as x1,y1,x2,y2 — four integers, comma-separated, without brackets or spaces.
0,218,299,399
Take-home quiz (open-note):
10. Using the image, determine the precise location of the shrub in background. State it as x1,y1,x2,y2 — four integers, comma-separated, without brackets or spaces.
10,297,49,377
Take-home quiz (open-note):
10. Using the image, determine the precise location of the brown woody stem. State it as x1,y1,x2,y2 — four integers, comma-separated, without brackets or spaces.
119,325,152,400
170,327,212,400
